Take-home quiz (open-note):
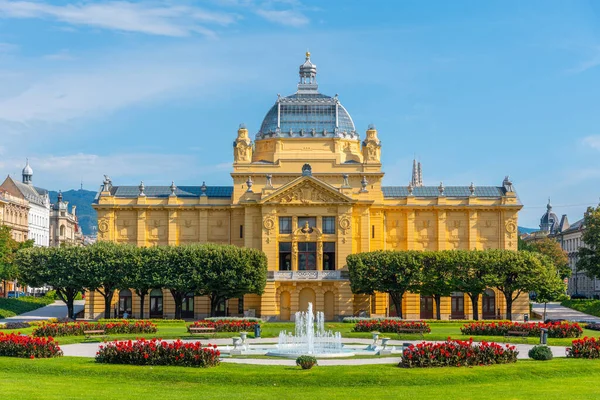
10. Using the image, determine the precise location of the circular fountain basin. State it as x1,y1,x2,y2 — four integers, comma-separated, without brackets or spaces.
265,350,356,358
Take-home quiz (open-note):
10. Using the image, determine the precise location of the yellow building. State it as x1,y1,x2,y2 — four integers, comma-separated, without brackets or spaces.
90,53,525,321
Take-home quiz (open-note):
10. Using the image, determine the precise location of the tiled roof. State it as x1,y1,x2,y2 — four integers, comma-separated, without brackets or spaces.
13,180,48,206
110,186,233,198
382,186,506,198
561,218,584,234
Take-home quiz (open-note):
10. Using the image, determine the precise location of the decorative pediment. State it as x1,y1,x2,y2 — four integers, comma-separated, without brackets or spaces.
260,176,354,205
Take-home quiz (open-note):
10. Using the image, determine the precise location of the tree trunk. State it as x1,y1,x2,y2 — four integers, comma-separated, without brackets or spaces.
503,292,513,321
468,293,480,321
139,293,146,320
210,294,223,318
389,292,404,319
170,290,184,320
56,288,76,319
434,294,442,320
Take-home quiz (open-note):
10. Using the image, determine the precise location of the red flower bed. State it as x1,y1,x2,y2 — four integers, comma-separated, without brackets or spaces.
188,320,258,332
0,332,63,359
353,320,431,334
400,338,518,368
95,338,220,367
33,321,157,337
460,321,582,338
567,337,600,359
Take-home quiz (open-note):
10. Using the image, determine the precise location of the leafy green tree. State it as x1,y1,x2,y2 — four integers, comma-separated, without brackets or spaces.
534,254,568,320
122,246,159,320
347,250,422,319
16,246,87,319
0,225,33,296
193,244,268,317
156,245,198,320
527,237,570,279
578,204,600,280
84,242,131,319
419,251,457,320
452,250,494,321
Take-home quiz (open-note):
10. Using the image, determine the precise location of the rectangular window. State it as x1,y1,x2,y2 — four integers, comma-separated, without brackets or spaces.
279,242,292,271
238,296,244,315
323,242,336,271
240,225,244,239
372,225,375,238
279,217,292,234
298,217,316,231
322,217,336,234
298,242,317,271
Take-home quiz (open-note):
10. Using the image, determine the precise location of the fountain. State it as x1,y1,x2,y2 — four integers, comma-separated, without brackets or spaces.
267,303,352,357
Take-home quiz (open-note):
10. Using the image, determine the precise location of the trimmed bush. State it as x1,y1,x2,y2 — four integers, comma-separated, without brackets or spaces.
342,317,404,323
460,321,583,338
204,317,262,323
33,321,157,337
188,320,259,333
567,337,600,359
296,355,317,370
95,338,220,367
0,332,63,359
400,339,518,368
353,320,431,334
528,345,553,360
586,323,600,331
0,322,31,330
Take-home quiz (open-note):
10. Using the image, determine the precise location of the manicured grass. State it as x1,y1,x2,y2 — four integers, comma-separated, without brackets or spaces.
562,299,600,318
0,296,54,319
0,356,599,399
5,321,600,346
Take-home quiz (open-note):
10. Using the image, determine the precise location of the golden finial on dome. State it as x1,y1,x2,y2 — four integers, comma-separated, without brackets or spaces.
306,51,310,58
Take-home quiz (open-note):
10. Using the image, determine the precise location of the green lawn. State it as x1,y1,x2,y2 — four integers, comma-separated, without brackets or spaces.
4,320,599,347
561,299,600,318
0,356,599,399
0,296,54,319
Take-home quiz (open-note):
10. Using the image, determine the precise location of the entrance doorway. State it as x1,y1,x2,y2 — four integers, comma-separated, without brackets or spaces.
451,292,465,319
420,295,434,319
149,289,163,318
482,289,496,319
280,291,291,321
182,293,194,319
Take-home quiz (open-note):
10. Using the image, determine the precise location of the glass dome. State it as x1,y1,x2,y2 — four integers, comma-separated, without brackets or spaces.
255,53,357,140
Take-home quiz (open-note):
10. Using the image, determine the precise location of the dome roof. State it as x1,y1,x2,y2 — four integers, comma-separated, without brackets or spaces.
256,53,357,140
540,199,559,233
22,159,33,176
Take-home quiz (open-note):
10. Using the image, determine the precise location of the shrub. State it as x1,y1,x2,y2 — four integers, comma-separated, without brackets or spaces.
353,320,431,334
586,323,600,331
0,332,63,359
0,321,31,330
528,345,553,360
460,321,582,338
95,338,220,367
342,317,404,323
204,317,262,323
99,319,184,324
567,337,600,359
296,355,317,370
33,321,157,337
400,339,518,368
188,320,259,333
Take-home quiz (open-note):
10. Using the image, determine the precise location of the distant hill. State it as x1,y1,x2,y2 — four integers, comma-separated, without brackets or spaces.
49,189,97,236
518,226,537,234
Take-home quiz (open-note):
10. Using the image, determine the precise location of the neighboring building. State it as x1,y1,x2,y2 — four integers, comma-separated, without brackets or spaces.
49,190,83,247
90,53,525,321
0,161,50,247
0,189,30,242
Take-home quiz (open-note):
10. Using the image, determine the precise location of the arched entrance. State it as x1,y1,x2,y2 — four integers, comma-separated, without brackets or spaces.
324,291,335,321
420,295,434,319
149,289,163,318
118,289,132,318
299,287,316,312
482,289,496,319
280,291,291,321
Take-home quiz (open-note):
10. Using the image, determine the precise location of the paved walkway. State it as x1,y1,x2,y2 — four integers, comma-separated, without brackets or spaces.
59,337,567,365
532,302,600,323
0,300,85,323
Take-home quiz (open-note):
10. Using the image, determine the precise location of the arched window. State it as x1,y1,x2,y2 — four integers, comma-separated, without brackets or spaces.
149,289,163,318
59,225,66,237
118,289,132,318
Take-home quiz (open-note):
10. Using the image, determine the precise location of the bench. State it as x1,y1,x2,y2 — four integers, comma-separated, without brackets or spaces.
83,330,107,340
504,331,529,342
395,328,427,339
188,327,216,337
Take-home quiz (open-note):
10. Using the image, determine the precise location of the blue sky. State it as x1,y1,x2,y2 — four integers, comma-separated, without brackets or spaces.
0,0,599,228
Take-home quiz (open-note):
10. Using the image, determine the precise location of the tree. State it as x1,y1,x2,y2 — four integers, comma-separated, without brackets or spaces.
419,251,456,320
157,245,198,320
84,242,131,319
16,246,87,319
487,250,548,320
527,237,570,279
0,225,33,297
122,246,159,320
193,244,268,317
534,254,568,321
347,250,422,319
452,250,494,321
578,204,600,280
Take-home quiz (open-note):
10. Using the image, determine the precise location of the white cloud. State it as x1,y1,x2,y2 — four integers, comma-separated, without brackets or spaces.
43,49,75,61
255,9,308,27
582,135,600,151
0,1,240,37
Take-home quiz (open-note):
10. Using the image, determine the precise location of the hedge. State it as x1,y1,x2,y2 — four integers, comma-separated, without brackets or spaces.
460,321,583,338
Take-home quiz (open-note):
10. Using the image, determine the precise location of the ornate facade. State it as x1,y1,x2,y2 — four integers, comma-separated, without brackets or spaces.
49,191,83,247
90,53,526,320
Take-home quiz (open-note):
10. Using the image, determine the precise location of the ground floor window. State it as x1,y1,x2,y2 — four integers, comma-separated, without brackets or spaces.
482,289,496,319
451,292,464,319
150,289,163,318
298,242,317,270
420,295,434,319
182,292,194,319
118,289,132,318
